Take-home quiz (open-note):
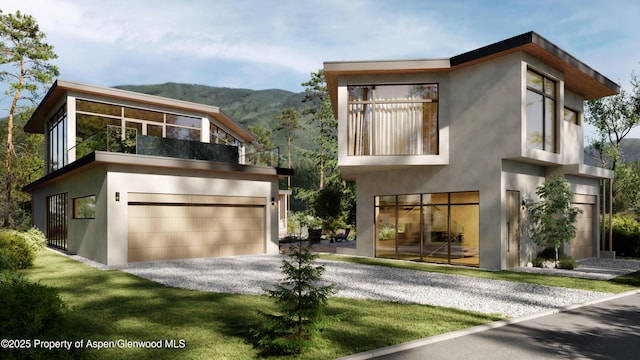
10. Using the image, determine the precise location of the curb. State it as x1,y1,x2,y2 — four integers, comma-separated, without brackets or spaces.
336,289,640,360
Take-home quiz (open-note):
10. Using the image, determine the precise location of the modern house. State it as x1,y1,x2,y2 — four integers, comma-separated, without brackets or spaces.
324,31,619,270
23,80,292,266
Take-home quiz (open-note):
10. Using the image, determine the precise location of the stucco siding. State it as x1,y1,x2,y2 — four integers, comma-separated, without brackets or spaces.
105,165,279,265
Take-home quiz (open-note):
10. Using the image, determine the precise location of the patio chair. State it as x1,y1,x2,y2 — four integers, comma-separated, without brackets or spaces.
332,228,351,243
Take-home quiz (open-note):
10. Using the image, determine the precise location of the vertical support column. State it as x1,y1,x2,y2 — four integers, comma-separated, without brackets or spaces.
67,96,77,164
201,117,209,143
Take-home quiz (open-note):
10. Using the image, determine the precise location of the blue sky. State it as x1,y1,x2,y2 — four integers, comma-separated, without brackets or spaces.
2,0,640,136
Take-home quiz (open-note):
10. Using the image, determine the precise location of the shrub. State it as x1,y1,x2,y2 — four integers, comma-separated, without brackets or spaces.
532,257,545,267
0,230,36,269
608,215,640,257
0,271,66,339
558,256,577,270
0,249,16,271
20,227,47,253
538,247,557,260
0,232,33,269
0,228,45,269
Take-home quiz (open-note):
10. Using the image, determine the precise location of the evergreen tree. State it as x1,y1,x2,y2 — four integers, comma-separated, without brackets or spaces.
301,70,338,190
246,124,274,166
252,241,338,355
0,10,59,227
275,107,303,188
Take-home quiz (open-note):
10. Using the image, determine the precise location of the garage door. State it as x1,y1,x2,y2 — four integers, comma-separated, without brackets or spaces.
127,193,265,262
570,194,596,260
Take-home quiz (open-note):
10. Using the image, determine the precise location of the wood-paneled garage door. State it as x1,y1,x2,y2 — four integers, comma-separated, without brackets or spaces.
570,194,596,260
127,193,265,262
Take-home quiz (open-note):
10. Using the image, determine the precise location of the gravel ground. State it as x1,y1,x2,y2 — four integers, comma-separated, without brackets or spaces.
104,255,640,318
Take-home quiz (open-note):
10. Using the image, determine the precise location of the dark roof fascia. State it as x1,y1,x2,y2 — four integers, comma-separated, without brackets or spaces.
25,79,61,133
22,152,96,193
275,167,294,176
23,151,292,192
451,31,620,94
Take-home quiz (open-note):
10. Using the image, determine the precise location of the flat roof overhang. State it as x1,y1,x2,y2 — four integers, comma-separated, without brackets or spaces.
23,151,293,193
324,31,621,118
24,79,256,143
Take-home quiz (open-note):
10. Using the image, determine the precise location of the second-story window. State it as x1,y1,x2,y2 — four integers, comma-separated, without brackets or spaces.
564,107,580,125
526,69,557,152
347,84,438,156
47,105,68,172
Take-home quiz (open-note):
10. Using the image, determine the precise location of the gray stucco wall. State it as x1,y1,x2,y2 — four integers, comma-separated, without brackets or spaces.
341,51,603,270
30,165,109,264
29,161,280,266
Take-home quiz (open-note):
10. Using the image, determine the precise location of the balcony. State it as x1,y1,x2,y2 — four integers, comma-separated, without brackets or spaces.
72,125,284,168
73,125,240,164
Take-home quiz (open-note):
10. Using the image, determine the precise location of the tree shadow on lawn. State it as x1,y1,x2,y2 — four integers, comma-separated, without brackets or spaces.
321,297,503,357
24,251,503,359
24,251,271,359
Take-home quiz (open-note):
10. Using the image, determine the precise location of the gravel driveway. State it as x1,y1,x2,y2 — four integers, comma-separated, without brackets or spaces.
107,255,639,318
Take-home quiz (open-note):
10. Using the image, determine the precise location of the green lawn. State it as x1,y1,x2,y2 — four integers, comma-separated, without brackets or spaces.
21,250,504,360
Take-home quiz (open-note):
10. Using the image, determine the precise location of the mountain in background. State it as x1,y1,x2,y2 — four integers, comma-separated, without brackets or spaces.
115,82,316,153
584,138,640,167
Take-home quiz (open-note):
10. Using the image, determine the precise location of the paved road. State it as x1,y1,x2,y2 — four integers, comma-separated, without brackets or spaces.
344,291,640,360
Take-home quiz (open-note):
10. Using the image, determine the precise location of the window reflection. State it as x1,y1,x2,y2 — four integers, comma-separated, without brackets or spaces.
526,69,556,152
48,106,67,172
375,191,480,266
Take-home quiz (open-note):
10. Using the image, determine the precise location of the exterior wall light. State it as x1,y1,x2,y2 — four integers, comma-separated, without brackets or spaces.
115,192,120,202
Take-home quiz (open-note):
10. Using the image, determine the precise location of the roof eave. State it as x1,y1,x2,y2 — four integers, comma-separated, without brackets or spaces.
24,79,256,142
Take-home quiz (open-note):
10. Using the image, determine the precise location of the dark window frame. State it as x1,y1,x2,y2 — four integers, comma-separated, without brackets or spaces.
526,69,557,152
46,193,68,251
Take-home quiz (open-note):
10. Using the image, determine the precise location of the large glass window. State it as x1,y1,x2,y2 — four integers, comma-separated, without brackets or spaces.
47,106,67,172
76,99,204,141
210,124,239,145
375,191,479,266
526,69,556,152
348,84,438,156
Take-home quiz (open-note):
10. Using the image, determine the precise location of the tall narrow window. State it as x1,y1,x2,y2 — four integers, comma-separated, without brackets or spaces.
47,106,68,172
347,84,438,156
46,193,68,250
526,70,556,152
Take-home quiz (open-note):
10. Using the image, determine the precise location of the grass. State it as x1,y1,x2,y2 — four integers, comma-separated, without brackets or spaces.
20,250,503,360
319,254,640,293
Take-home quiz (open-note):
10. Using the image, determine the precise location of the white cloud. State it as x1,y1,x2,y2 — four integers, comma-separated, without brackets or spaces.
1,0,639,93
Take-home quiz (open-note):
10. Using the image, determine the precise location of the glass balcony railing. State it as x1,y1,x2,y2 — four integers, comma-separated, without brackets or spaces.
72,125,240,164
244,147,282,168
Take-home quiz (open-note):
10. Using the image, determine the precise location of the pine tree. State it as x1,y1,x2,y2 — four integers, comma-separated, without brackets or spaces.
252,241,338,355
0,10,59,227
